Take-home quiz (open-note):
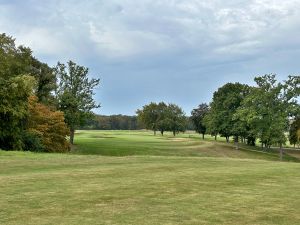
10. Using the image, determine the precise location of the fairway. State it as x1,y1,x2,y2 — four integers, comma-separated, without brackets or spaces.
73,130,298,161
1,131,300,225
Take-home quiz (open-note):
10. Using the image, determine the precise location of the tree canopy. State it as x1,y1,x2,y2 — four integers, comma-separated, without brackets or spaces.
55,61,100,144
137,102,186,136
191,103,209,139
0,33,94,152
204,83,249,142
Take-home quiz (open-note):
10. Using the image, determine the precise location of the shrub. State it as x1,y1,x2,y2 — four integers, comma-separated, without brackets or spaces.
22,131,45,152
27,96,70,152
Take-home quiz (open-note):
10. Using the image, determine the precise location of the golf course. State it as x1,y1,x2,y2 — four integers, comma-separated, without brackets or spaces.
1,1,300,224
1,130,300,225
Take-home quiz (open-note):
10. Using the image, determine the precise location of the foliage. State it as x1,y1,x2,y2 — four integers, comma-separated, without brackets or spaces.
289,117,300,147
204,83,249,142
21,130,45,152
0,33,57,150
235,75,296,151
0,33,56,105
0,75,36,150
27,96,70,152
80,114,144,130
191,103,209,139
136,102,162,135
55,60,100,144
30,58,56,105
167,103,187,136
137,102,186,136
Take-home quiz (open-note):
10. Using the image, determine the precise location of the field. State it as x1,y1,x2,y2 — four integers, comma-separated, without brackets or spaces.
1,130,300,224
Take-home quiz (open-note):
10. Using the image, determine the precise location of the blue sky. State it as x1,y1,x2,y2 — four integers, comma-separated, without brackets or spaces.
1,0,300,115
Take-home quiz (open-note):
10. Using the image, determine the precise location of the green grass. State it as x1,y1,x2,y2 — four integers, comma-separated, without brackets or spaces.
1,130,300,224
73,130,298,161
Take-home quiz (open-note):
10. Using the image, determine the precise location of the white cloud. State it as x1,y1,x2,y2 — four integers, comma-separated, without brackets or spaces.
1,0,300,61
18,28,69,55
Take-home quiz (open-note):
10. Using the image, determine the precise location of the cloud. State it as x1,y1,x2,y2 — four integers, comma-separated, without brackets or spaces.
2,0,300,61
0,0,299,114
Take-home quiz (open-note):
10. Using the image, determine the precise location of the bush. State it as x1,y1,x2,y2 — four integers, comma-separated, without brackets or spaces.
26,96,70,152
22,131,45,152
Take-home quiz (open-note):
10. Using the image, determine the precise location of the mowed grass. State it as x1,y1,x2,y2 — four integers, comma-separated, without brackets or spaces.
73,130,298,161
1,130,300,224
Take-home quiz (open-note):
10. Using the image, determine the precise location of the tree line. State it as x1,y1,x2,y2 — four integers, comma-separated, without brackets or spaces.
137,75,300,158
0,33,100,152
80,115,144,130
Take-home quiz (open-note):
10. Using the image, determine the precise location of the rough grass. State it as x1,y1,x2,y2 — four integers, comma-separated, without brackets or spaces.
1,152,300,224
1,130,300,224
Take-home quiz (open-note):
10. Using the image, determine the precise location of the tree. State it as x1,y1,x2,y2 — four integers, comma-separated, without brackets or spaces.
167,104,187,136
156,102,170,136
0,34,35,150
30,58,56,106
0,33,57,150
55,61,100,144
0,33,56,105
26,96,70,152
137,102,161,135
0,75,36,150
289,118,300,148
79,114,145,130
235,74,299,159
191,103,209,139
137,102,187,136
205,83,249,143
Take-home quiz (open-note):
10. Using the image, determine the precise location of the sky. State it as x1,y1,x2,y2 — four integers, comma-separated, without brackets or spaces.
1,0,300,115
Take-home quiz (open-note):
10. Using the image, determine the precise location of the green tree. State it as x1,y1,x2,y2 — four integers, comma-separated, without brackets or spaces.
289,118,300,148
31,58,56,105
167,104,187,136
0,33,34,150
55,61,100,144
137,102,161,135
191,103,209,139
205,83,249,142
235,74,299,159
137,102,186,136
0,33,56,106
0,75,36,150
156,102,170,136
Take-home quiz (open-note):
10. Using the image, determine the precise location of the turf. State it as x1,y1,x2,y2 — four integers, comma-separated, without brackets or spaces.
1,130,300,224
73,130,298,161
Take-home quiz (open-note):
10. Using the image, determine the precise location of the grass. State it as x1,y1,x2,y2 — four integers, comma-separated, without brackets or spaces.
73,130,299,161
1,130,300,224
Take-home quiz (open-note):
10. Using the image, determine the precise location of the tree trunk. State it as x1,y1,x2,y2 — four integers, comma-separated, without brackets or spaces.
226,136,229,143
215,135,217,141
280,143,283,161
202,133,204,140
173,130,176,136
154,130,156,136
70,128,75,145
161,130,164,136
234,136,239,150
